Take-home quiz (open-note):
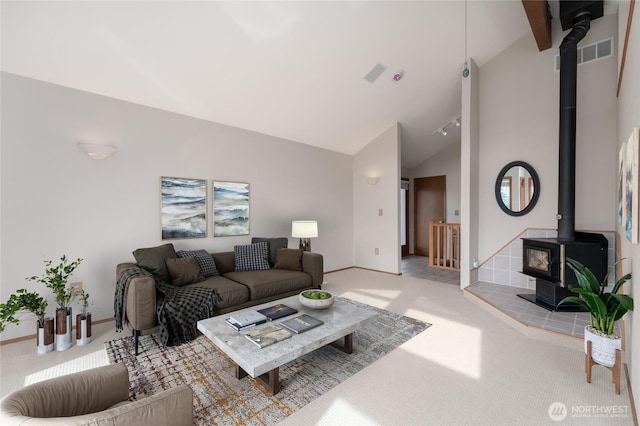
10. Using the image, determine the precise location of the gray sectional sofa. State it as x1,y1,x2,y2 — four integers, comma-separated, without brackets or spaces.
116,238,323,354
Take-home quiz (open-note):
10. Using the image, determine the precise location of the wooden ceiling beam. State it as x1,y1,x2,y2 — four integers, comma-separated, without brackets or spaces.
522,0,553,51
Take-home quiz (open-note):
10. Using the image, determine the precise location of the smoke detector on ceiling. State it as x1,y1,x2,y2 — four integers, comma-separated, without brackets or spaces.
393,71,405,81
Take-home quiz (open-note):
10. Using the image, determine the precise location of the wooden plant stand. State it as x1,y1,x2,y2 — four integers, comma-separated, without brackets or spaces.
585,340,621,394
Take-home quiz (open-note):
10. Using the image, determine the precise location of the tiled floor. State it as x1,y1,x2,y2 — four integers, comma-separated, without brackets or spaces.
400,255,460,285
466,281,592,338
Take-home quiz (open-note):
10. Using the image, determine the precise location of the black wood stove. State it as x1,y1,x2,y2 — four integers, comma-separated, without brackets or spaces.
518,1,608,312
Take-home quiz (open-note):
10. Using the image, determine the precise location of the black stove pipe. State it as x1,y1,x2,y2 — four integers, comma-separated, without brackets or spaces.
557,11,592,242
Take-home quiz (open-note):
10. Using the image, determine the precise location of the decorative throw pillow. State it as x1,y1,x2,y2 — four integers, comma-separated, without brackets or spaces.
251,237,288,267
165,257,204,287
234,242,270,272
176,249,219,277
274,247,303,271
132,243,177,283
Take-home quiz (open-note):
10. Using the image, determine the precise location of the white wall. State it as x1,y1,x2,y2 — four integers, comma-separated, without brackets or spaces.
477,15,618,262
353,123,401,274
616,0,639,416
410,141,461,223
407,141,461,256
0,72,354,340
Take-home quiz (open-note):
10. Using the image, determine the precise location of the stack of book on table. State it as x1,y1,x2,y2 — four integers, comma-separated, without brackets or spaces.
225,310,268,331
225,304,298,331
242,313,325,349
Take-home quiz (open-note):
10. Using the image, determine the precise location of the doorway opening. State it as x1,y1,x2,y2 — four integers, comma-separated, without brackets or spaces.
401,179,410,257
414,175,446,257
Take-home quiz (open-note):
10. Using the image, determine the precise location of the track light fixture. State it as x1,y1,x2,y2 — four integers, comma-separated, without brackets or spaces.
432,116,462,137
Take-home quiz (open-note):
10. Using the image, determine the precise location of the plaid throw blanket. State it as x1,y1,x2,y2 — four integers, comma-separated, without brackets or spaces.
114,267,221,346
114,267,152,332
155,280,222,346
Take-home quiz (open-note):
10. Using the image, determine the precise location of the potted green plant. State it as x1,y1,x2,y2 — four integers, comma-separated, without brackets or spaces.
27,255,83,351
0,289,54,354
76,290,92,345
558,257,634,367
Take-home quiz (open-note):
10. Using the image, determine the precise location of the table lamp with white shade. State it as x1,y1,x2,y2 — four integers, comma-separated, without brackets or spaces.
291,220,318,251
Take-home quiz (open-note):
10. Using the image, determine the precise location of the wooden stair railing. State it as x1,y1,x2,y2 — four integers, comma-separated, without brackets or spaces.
428,220,461,270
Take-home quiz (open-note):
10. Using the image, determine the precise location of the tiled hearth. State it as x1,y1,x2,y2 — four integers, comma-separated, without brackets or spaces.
466,281,590,338
466,227,618,339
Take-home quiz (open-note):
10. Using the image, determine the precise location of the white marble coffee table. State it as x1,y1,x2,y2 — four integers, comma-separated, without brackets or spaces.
197,295,377,394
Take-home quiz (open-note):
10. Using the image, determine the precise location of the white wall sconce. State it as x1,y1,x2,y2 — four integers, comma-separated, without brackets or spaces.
77,143,117,160
292,220,318,251
366,177,380,185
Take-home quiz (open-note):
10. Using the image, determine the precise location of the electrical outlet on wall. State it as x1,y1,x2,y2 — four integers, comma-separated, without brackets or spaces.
375,248,379,255
70,281,83,296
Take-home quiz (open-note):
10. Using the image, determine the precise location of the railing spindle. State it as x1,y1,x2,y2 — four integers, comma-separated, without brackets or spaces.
427,220,460,270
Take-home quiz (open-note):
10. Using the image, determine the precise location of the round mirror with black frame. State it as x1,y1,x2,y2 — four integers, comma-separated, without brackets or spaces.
495,161,540,216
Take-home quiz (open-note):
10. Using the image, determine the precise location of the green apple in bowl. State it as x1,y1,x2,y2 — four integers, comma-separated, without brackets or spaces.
300,290,335,309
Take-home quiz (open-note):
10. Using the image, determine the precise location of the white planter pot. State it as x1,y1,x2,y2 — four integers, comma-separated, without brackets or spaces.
36,317,54,355
76,313,92,346
56,307,73,351
584,325,621,368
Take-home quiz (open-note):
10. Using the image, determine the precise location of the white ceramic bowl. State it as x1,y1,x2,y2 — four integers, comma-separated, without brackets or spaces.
299,290,335,309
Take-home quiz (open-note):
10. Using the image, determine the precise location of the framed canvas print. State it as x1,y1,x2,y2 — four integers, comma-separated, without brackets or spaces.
618,141,626,226
625,128,639,243
213,181,249,236
161,177,207,239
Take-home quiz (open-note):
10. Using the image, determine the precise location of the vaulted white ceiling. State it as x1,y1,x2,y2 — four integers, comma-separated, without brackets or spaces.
2,1,533,168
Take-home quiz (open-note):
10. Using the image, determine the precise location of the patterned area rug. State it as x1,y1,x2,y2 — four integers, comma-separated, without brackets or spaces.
105,298,430,425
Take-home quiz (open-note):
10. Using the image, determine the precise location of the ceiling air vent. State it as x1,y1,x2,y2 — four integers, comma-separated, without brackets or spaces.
554,37,613,72
364,63,388,83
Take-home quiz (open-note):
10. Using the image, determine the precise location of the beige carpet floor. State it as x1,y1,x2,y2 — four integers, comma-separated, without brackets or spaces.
280,269,635,425
0,268,636,425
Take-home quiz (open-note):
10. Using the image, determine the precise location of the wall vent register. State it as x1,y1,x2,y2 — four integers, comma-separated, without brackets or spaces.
554,37,613,71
